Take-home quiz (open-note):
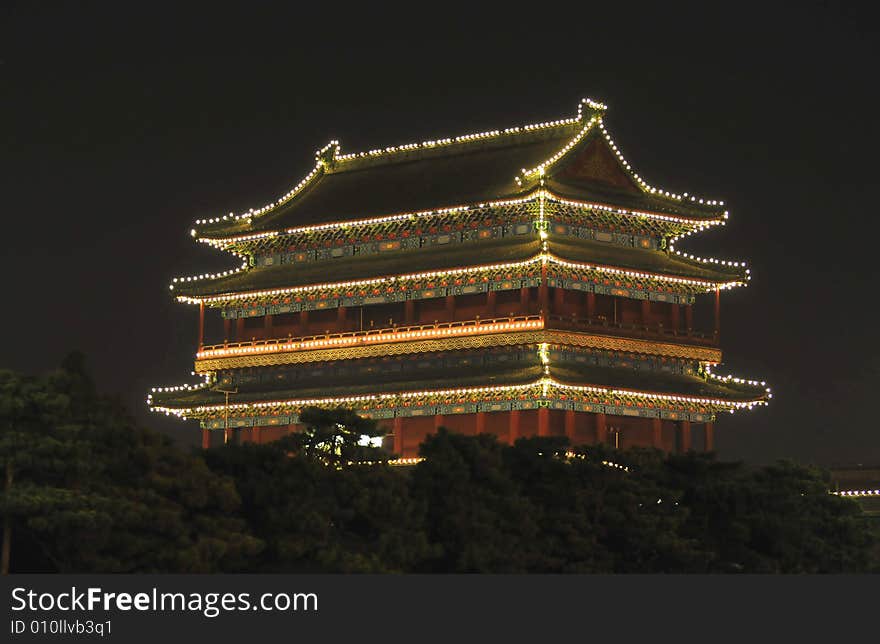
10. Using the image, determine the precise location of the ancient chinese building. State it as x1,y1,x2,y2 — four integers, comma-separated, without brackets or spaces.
149,98,770,457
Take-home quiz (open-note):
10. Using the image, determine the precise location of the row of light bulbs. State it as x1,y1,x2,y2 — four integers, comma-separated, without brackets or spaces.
180,202,738,294
196,190,722,253
704,363,772,396
667,225,749,270
195,318,544,360
191,100,604,229
169,249,249,290
597,121,724,207
149,371,768,421
145,373,214,408
190,98,722,236
175,249,745,308
193,141,334,226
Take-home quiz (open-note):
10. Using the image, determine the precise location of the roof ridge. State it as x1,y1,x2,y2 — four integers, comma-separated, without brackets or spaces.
328,116,580,173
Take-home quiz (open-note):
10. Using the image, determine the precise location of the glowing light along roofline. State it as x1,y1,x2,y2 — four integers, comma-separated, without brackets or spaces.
147,375,769,419
193,189,727,250
191,100,595,228
192,97,723,230
173,252,746,306
518,115,725,207
195,318,545,360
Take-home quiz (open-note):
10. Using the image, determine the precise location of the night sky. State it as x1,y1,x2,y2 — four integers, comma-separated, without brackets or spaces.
2,3,877,466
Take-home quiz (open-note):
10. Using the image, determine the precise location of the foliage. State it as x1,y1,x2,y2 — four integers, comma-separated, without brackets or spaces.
278,406,388,466
2,358,875,573
1,353,262,573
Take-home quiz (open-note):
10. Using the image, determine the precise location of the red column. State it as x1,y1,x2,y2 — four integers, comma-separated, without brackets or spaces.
520,286,531,314
641,299,651,327
509,410,521,444
684,304,693,335
671,303,680,333
652,417,663,449
565,409,576,442
486,290,497,317
235,318,245,341
705,422,715,452
404,300,415,324
475,412,486,435
434,414,445,431
264,314,273,337
538,407,550,436
595,412,607,445
223,318,231,342
714,288,721,342
198,302,205,349
678,420,692,454
553,287,565,315
586,292,596,319
201,428,210,449
300,310,309,334
393,416,403,456
337,306,348,330
444,295,455,321
539,264,550,316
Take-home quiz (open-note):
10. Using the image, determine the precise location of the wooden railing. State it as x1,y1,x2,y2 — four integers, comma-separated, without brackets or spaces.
547,314,718,346
198,315,543,358
198,311,717,359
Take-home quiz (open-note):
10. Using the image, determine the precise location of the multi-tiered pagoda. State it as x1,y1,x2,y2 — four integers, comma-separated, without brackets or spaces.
149,98,770,457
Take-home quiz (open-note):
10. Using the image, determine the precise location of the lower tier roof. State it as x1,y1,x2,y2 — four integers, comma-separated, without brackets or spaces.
150,349,768,418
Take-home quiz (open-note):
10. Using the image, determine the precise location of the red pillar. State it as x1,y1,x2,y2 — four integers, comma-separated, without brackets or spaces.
705,422,715,452
264,314,273,337
337,306,348,330
434,414,445,431
300,310,309,334
565,410,576,442
586,292,596,319
404,300,415,324
714,287,721,342
538,407,550,436
595,412,607,445
520,286,531,314
671,303,680,333
641,299,651,327
223,318,231,342
201,428,210,449
652,417,663,449
475,412,486,435
684,304,693,335
444,295,455,321
486,290,497,317
539,264,550,316
509,410,521,444
553,287,565,315
678,420,692,454
198,302,205,349
235,318,245,341
393,416,403,456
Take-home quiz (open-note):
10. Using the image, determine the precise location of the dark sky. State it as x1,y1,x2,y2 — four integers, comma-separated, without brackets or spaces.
2,3,877,466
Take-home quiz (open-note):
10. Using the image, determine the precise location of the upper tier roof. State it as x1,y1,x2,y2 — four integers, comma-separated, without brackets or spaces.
172,233,744,302
193,99,726,238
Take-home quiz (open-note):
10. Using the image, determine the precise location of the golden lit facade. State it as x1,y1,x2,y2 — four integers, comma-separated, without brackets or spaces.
149,98,769,455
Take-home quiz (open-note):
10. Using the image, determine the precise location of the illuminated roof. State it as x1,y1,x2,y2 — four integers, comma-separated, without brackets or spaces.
149,351,767,413
172,233,744,302
193,98,726,238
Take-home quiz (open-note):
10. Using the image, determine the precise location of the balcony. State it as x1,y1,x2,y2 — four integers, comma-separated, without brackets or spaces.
197,311,716,364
